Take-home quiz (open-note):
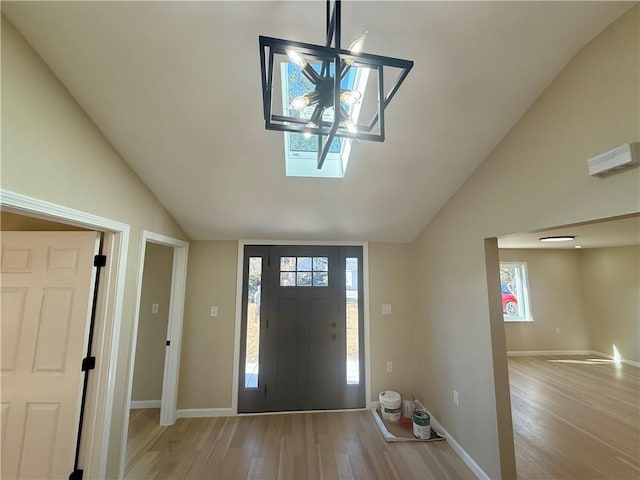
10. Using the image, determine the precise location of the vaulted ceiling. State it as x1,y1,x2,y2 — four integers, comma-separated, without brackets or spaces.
2,1,633,241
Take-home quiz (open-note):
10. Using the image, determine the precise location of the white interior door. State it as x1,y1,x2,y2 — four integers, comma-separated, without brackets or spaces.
1,231,100,480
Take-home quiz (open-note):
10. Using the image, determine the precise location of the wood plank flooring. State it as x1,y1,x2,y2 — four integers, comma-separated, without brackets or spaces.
509,355,640,479
125,409,475,479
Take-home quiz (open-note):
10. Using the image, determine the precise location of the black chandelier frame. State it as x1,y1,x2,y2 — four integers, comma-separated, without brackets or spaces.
259,0,413,169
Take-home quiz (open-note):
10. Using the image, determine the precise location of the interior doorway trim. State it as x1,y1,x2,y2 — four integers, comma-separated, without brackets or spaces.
0,189,130,479
232,240,371,414
119,230,189,477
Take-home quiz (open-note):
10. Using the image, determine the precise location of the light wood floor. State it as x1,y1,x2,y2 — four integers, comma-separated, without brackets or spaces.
509,355,640,479
125,409,475,479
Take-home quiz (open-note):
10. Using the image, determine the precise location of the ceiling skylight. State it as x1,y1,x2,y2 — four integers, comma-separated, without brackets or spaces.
281,62,369,178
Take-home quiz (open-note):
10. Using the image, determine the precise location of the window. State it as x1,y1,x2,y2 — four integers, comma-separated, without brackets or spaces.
280,256,328,287
345,257,359,384
500,262,533,322
244,257,262,388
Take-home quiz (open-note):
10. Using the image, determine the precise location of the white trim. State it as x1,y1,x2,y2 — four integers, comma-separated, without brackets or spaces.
591,350,640,368
507,350,595,357
0,189,130,479
233,240,371,413
238,407,368,417
130,400,161,409
231,241,245,415
428,415,490,480
362,242,372,408
507,350,640,368
176,408,234,419
119,231,189,478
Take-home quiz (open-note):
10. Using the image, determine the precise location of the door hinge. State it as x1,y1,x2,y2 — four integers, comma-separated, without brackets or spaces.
93,254,107,267
81,356,96,371
69,469,83,480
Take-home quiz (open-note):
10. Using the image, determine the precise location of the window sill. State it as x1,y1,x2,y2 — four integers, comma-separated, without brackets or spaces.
503,318,534,323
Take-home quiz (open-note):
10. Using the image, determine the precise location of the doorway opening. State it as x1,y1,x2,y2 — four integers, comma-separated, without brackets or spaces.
485,213,640,479
1,190,130,479
237,245,365,413
120,231,188,477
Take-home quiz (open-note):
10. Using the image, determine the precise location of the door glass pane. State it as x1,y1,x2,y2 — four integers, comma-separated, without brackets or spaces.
345,257,359,384
313,257,328,271
297,257,312,271
280,272,295,286
281,257,296,271
297,271,312,286
245,257,262,388
313,271,328,286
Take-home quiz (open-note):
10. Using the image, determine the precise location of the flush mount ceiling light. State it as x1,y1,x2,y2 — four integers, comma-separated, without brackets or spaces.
259,0,413,170
539,236,576,242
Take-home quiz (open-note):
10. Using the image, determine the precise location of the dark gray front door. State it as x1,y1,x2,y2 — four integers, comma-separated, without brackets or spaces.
238,245,365,413
265,246,340,411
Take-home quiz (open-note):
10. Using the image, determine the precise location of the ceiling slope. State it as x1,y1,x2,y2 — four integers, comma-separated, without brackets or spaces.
2,1,633,241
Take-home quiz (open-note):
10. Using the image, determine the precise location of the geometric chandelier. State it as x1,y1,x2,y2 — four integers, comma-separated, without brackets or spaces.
259,0,413,169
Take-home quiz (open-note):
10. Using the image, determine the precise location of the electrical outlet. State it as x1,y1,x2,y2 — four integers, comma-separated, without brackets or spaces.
556,327,560,335
386,361,393,372
151,303,159,314
453,390,460,406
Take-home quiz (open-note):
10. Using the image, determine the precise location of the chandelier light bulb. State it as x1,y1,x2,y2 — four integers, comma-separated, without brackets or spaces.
348,31,367,53
340,90,362,105
286,49,307,68
344,119,358,133
303,121,316,139
291,95,310,110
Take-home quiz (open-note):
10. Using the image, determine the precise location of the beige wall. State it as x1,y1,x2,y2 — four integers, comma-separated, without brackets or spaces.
1,16,188,477
179,241,238,409
178,241,416,409
581,246,640,363
501,249,590,352
368,243,416,400
131,243,174,402
412,7,639,479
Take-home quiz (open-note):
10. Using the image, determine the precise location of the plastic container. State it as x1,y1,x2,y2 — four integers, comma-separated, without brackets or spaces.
379,391,401,422
413,410,431,439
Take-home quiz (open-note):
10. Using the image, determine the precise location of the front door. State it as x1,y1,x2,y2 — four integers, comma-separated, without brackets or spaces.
238,245,364,413
1,231,100,479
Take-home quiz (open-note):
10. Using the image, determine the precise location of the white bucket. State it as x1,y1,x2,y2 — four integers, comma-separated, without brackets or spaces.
379,391,401,422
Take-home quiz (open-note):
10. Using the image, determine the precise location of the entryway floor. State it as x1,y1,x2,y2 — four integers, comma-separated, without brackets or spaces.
124,408,475,479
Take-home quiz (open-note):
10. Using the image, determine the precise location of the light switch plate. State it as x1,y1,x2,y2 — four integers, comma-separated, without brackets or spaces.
151,303,159,314
210,305,218,317
382,304,392,315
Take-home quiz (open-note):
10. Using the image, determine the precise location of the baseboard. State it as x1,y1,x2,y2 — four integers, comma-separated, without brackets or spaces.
371,400,488,479
591,350,640,368
176,408,234,418
507,349,640,368
130,400,161,409
507,349,593,357
427,415,490,480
